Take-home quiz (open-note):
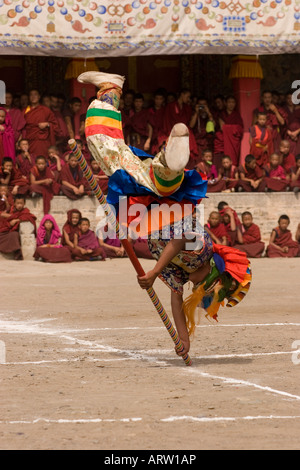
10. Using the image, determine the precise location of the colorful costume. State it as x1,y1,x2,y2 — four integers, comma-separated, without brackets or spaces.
78,71,252,335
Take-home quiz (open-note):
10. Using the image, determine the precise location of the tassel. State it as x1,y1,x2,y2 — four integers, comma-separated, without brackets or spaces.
182,284,206,336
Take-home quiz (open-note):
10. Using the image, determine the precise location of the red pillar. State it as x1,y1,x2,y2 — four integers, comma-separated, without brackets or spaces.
229,56,263,165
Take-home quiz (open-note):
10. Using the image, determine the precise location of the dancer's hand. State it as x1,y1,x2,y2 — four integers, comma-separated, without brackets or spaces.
175,339,190,357
137,269,158,289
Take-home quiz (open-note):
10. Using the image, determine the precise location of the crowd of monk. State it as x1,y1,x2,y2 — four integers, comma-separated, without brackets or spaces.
0,86,300,261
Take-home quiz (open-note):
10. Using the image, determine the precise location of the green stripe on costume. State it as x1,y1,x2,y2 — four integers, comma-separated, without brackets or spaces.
86,107,122,122
153,170,184,188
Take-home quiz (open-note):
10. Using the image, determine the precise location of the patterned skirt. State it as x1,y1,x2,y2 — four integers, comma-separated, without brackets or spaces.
147,220,213,294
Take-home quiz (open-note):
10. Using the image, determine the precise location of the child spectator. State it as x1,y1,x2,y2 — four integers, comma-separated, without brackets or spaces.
266,214,300,258
195,149,226,193
97,219,126,258
30,155,60,214
128,93,153,152
264,153,288,192
204,211,228,245
0,107,16,164
63,139,91,164
296,223,300,244
0,183,13,218
278,139,296,174
249,111,274,168
34,214,72,263
90,157,109,195
237,154,266,192
234,211,265,258
289,154,300,193
218,201,241,246
60,153,89,200
16,139,35,178
148,89,166,155
47,145,65,183
218,154,239,192
62,209,82,256
0,157,30,196
0,194,36,260
73,217,107,261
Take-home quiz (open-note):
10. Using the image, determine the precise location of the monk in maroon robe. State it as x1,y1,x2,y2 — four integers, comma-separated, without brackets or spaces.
189,98,215,165
237,154,266,192
264,153,288,192
266,215,300,258
278,139,296,174
16,138,35,178
249,111,274,168
0,157,30,195
204,211,228,245
62,209,82,256
60,153,89,200
30,156,60,214
24,89,60,157
4,91,26,143
253,91,287,152
214,96,244,167
195,148,226,192
218,155,239,191
283,93,300,156
0,183,13,217
73,218,106,261
127,94,152,151
234,211,265,258
0,194,36,259
90,158,109,194
0,107,16,164
218,202,241,247
289,155,300,192
163,89,198,165
148,91,166,155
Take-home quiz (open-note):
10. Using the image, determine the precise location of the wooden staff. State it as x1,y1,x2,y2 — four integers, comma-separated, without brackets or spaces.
68,139,192,366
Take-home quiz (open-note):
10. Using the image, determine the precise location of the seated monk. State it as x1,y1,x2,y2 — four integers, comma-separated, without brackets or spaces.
72,217,107,261
34,214,72,263
30,155,61,214
0,193,36,260
237,154,266,192
204,211,228,245
60,153,90,200
266,214,300,258
61,208,82,256
195,149,226,193
234,211,265,258
218,154,239,192
0,157,30,196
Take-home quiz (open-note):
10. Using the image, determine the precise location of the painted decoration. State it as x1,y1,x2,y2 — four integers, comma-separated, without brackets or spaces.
0,0,299,56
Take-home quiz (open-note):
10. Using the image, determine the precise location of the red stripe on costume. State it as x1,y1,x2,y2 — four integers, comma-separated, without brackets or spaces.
85,124,124,139
212,244,249,283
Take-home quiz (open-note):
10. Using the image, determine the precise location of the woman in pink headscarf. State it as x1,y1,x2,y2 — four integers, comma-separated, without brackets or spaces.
0,107,16,165
34,214,72,262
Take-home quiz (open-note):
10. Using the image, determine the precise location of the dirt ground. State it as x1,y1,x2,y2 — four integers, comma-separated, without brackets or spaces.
0,256,300,451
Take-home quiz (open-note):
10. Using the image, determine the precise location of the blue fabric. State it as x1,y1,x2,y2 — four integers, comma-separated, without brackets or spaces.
106,169,208,208
128,146,155,159
213,253,226,274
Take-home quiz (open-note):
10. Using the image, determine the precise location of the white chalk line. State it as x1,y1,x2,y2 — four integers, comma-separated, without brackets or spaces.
0,417,142,425
1,415,300,426
2,349,300,366
185,368,300,401
1,317,300,403
161,415,300,423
